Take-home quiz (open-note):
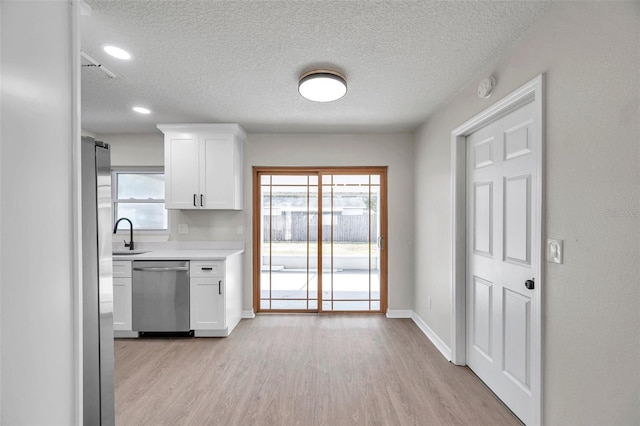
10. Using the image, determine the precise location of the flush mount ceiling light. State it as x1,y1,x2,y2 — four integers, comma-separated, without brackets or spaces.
132,106,151,114
102,44,131,60
298,70,347,102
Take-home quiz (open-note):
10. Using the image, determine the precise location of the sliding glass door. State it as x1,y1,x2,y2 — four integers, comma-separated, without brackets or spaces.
254,167,387,313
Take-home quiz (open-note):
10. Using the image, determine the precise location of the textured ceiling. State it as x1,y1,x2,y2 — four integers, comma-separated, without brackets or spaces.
81,1,551,134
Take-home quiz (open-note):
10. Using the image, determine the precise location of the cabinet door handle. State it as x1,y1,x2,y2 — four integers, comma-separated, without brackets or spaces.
200,194,204,207
193,194,197,207
201,267,213,271
218,280,222,295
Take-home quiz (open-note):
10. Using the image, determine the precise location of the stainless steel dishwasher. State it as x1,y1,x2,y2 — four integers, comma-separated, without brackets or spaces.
132,260,190,332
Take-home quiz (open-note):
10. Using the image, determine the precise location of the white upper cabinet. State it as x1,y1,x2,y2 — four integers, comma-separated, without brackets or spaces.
164,132,200,209
157,123,246,210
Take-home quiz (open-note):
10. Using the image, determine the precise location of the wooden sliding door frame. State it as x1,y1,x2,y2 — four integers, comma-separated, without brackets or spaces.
252,166,388,314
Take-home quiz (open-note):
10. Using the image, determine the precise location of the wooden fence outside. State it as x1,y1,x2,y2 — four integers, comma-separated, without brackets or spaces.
263,212,377,242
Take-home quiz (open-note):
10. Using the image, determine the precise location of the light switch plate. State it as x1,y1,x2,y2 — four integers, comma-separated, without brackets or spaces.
547,238,563,264
178,224,189,234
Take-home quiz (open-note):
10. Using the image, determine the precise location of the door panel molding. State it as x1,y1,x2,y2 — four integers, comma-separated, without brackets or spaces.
473,181,494,257
451,74,544,425
471,276,493,361
502,287,532,392
503,173,532,265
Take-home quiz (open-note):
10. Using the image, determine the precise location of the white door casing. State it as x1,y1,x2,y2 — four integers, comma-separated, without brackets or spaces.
451,75,544,425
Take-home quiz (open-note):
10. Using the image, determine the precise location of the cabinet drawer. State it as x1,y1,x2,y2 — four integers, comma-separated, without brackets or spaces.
113,261,132,278
190,261,223,277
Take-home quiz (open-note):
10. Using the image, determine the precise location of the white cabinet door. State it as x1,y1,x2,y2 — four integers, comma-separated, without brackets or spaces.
190,277,224,330
190,260,225,330
159,124,245,211
201,134,242,209
113,260,132,331
165,135,200,209
112,277,132,331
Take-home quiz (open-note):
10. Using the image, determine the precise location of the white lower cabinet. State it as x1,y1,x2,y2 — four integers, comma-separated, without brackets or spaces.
114,254,242,338
190,276,224,330
113,260,135,337
190,256,242,337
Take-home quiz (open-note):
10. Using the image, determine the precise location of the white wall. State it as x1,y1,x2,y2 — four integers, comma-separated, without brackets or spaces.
101,132,416,313
244,134,415,313
106,133,164,166
413,2,640,425
1,1,77,424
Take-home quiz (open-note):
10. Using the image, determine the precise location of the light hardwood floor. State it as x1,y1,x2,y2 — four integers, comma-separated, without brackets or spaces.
115,315,521,425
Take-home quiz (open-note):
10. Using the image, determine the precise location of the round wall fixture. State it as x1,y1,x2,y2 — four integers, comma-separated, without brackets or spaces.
299,70,347,102
477,77,496,99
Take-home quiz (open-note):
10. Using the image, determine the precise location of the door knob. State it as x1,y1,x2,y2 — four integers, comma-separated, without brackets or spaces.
525,279,535,290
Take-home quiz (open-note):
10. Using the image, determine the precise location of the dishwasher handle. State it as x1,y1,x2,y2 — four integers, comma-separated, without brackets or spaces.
133,266,189,272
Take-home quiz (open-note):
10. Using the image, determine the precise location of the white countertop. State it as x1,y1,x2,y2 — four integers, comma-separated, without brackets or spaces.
112,249,244,261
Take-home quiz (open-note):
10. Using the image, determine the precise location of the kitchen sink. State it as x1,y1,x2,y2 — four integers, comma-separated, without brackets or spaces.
112,251,150,256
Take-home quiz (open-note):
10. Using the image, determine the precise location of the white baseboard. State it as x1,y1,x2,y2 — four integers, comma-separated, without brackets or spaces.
195,328,229,337
241,310,255,319
114,330,138,338
410,311,452,361
385,309,413,318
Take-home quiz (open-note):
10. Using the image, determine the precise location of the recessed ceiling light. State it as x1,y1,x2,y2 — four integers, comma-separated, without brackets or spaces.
132,106,151,114
299,70,347,102
102,44,131,60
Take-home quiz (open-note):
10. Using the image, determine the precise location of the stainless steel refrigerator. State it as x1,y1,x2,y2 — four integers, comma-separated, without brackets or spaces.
81,136,115,425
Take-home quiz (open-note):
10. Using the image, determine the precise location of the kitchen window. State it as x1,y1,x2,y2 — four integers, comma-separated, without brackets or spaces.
112,167,168,232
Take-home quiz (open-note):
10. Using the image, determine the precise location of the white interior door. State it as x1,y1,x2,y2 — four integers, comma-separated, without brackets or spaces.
466,100,540,425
